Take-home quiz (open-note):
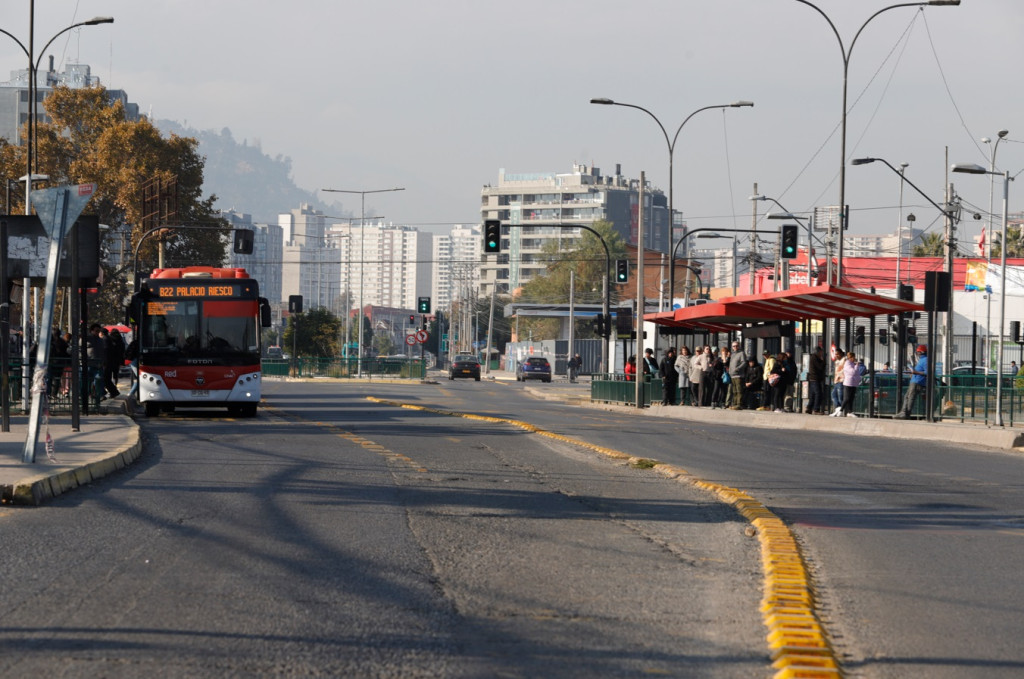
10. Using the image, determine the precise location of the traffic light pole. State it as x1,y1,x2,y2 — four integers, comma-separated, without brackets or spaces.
487,222,612,374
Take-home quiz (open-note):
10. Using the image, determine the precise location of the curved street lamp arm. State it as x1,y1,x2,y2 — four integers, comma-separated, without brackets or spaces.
849,4,927,63
34,19,114,73
670,104,730,150
854,157,955,220
0,29,29,58
793,0,846,65
597,101,671,155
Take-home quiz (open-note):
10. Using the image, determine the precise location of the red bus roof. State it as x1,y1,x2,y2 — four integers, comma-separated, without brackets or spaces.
149,266,251,279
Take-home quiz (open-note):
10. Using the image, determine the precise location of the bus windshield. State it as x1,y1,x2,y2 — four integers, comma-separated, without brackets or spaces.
141,298,259,361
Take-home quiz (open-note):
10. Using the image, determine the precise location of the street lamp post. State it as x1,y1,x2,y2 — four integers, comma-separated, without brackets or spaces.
952,163,1012,426
793,0,960,286
1,14,113,412
321,187,405,377
897,162,909,286
982,130,1009,373
589,97,753,307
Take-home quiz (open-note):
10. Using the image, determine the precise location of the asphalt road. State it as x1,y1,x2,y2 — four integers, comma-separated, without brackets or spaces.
0,379,768,678
431,377,1024,679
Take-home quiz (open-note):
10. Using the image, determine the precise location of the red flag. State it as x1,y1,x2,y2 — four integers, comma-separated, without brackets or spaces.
978,227,986,256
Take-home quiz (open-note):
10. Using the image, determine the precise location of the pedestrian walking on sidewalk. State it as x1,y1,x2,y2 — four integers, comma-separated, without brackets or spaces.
839,351,861,417
568,353,581,383
895,345,928,419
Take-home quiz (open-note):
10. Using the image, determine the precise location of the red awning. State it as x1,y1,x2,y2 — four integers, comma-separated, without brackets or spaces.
645,284,925,333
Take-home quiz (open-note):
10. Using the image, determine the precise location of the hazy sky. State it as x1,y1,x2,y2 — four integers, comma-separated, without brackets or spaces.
4,1,1023,246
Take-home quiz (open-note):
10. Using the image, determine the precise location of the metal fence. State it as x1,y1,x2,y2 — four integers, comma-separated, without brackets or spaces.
262,357,426,380
591,372,1024,425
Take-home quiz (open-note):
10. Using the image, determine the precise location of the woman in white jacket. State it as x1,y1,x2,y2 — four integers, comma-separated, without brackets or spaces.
690,345,712,406
675,346,693,405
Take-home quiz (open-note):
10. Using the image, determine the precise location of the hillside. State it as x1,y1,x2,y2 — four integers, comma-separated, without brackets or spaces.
155,120,336,224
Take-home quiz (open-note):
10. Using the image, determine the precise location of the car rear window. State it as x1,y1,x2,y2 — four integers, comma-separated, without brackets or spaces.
527,358,548,366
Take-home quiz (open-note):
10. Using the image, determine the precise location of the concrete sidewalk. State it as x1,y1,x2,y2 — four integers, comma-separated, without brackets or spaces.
492,370,1024,451
0,399,141,506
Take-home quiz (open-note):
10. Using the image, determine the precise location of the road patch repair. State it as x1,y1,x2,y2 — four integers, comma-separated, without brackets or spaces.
368,395,844,679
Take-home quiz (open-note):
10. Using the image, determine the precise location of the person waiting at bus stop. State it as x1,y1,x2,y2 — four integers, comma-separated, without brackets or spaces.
895,345,928,419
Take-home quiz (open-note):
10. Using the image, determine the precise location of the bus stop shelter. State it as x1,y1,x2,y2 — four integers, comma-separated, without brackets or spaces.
644,284,924,334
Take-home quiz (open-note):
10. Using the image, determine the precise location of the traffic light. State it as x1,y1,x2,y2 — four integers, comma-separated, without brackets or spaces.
484,219,501,253
417,296,431,314
854,325,865,345
615,259,629,283
780,224,798,259
879,328,888,346
288,295,303,314
1012,320,1021,343
233,229,254,254
409,314,416,325
906,324,918,346
592,314,605,337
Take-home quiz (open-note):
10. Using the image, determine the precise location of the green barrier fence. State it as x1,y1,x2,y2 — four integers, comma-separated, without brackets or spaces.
262,357,426,380
590,372,1024,425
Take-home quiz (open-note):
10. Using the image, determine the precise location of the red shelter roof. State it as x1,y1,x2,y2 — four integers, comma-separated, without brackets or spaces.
645,284,925,333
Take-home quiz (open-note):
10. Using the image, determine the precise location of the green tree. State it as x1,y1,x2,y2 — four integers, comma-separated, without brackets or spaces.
990,224,1024,258
516,221,627,340
281,308,341,357
912,232,946,257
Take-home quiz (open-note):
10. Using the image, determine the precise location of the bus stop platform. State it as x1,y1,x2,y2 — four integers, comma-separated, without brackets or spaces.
0,402,140,506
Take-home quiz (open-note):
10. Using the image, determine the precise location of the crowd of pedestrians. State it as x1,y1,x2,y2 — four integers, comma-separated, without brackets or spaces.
625,341,929,418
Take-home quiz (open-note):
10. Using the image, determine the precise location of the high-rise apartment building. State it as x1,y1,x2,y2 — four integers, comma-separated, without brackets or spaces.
326,220,432,311
280,204,342,312
432,224,481,312
479,163,668,296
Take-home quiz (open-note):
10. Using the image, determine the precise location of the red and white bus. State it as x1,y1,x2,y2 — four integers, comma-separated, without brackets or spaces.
128,266,271,417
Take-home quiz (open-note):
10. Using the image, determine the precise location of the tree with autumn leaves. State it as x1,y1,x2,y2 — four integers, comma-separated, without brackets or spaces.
0,85,225,324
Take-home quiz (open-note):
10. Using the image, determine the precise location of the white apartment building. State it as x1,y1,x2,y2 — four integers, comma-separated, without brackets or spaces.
479,163,669,296
279,204,433,317
432,224,481,312
325,220,433,312
280,204,342,312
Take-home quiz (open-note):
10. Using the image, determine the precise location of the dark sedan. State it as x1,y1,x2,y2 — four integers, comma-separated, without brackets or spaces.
449,354,481,381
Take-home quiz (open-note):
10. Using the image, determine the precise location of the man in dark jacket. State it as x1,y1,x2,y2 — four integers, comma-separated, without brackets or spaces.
743,357,763,409
659,347,678,405
806,346,827,414
101,327,123,399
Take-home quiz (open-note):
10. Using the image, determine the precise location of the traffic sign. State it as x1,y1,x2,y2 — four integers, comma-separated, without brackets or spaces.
405,334,417,346
415,329,429,342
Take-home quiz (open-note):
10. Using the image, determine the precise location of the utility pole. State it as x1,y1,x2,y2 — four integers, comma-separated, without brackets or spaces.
635,172,646,409
749,183,758,294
